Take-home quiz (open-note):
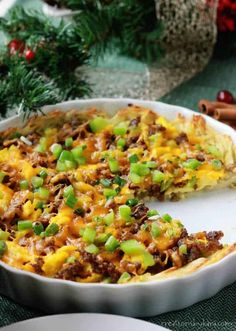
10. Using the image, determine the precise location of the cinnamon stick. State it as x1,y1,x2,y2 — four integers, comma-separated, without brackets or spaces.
213,107,236,121
198,99,232,116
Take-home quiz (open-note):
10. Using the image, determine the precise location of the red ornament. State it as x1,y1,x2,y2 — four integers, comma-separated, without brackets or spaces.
25,49,36,62
216,90,234,104
7,39,25,55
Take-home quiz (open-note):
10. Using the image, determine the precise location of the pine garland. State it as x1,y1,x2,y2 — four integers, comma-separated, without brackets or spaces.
0,2,163,118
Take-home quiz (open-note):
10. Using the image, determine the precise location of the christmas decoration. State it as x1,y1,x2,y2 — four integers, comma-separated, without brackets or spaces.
216,90,234,104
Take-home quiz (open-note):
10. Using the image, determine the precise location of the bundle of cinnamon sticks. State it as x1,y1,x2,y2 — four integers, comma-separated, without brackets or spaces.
198,99,236,130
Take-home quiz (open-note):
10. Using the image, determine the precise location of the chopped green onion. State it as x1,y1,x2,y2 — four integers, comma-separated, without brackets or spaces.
120,239,145,255
71,145,86,160
65,193,78,209
63,185,74,197
179,244,188,255
50,143,62,159
31,176,44,189
152,170,165,183
19,180,29,190
120,240,154,267
35,137,47,153
35,201,44,210
56,160,67,172
117,138,126,149
12,131,21,138
89,117,108,133
0,240,7,257
105,235,120,252
211,159,222,170
0,230,9,241
103,188,117,199
79,228,85,236
113,176,126,187
38,187,50,200
18,220,32,231
108,158,120,173
0,172,6,183
59,150,74,162
118,272,131,284
147,209,159,217
188,176,197,188
45,223,59,236
83,227,96,243
33,222,44,235
100,178,112,187
151,223,161,238
39,169,48,179
129,154,139,163
119,205,131,222
65,160,77,169
67,256,76,264
126,198,139,207
85,244,99,254
95,233,109,244
130,163,150,176
76,157,86,165
104,210,115,226
207,146,221,158
65,137,73,147
129,172,142,184
146,161,157,169
162,214,172,222
182,159,201,170
113,126,127,136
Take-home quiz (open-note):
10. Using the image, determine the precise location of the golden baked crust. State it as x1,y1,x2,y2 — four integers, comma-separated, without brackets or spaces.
0,105,235,284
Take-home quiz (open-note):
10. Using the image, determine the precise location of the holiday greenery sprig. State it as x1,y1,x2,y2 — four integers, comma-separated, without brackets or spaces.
0,7,91,117
0,3,163,118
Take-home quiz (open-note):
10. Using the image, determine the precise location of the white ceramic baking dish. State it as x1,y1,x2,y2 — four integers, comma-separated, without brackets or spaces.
0,98,236,317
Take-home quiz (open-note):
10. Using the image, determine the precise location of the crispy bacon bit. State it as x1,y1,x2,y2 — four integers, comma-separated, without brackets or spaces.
196,153,205,162
149,124,166,136
131,203,148,221
55,261,90,280
175,132,188,145
2,190,30,223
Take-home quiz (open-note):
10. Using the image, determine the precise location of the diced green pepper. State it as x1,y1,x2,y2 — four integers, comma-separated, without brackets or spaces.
126,198,139,207
162,214,172,222
118,272,131,284
211,159,222,170
104,210,115,226
18,220,33,231
105,235,120,252
33,222,44,235
38,187,50,200
31,176,44,188
207,146,221,158
39,169,48,179
119,205,131,222
83,227,96,243
182,159,201,170
130,163,150,176
146,161,157,169
100,178,112,187
35,137,47,153
19,180,29,190
65,193,78,209
151,223,161,238
67,256,76,264
65,137,73,147
129,154,139,163
108,158,120,173
71,145,86,160
45,223,59,237
63,185,74,197
113,176,126,187
103,188,117,199
129,172,142,184
117,138,126,149
152,170,165,183
179,244,188,255
85,244,100,254
113,126,127,136
120,239,145,255
95,233,110,244
147,209,159,217
59,150,75,162
89,117,108,133
50,143,63,159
